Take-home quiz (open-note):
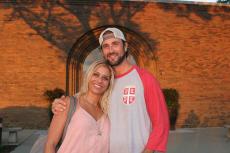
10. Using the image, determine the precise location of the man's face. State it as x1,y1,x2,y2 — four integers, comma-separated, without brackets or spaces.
101,37,126,66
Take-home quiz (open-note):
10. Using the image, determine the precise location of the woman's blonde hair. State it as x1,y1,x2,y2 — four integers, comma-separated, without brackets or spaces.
78,60,114,114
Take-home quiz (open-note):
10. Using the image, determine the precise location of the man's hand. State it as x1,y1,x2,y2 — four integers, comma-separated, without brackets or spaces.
142,149,163,153
52,95,67,115
142,149,153,153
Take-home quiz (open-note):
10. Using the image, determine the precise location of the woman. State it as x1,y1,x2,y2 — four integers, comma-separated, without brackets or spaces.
45,61,114,153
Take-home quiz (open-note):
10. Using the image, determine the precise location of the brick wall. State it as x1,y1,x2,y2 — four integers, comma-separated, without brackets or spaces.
0,1,229,128
0,5,66,128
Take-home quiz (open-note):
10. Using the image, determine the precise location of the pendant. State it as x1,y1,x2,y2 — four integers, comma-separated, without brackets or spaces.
97,130,102,136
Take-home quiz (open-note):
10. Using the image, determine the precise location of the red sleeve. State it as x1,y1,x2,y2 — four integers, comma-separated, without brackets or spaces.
135,66,169,152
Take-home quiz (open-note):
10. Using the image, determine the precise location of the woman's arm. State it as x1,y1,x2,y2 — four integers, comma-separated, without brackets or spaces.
44,97,70,153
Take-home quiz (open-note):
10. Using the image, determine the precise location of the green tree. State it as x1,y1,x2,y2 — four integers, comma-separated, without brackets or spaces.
217,0,230,4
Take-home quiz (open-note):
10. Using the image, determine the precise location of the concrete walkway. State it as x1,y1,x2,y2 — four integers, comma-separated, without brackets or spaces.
168,127,230,153
1,129,46,153
1,128,36,146
2,127,229,153
11,130,47,153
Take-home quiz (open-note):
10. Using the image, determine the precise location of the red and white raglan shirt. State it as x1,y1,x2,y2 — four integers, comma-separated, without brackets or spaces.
109,65,169,153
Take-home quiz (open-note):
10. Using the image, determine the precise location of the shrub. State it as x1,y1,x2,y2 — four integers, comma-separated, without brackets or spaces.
44,88,65,102
182,110,200,128
43,88,65,121
162,88,179,130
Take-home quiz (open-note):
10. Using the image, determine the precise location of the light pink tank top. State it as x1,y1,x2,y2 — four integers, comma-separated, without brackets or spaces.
57,104,110,153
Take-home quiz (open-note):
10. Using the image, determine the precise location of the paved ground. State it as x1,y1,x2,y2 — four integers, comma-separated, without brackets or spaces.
168,127,230,153
1,129,46,153
1,127,230,153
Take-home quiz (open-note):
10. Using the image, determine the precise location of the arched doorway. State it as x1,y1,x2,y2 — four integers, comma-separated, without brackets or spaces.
66,25,156,96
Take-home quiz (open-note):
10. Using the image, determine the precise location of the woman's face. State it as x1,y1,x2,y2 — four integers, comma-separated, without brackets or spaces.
88,65,111,95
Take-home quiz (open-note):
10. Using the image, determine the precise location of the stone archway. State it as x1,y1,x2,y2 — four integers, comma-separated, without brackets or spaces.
66,25,157,96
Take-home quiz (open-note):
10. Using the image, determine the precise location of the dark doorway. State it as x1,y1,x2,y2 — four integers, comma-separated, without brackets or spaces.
66,25,155,96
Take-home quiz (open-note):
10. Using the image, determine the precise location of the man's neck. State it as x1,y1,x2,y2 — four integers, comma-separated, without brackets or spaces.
113,60,133,76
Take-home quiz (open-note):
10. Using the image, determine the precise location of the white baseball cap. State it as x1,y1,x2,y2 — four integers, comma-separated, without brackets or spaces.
99,27,126,45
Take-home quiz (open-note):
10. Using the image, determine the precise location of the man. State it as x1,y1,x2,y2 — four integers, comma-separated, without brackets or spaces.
53,27,169,153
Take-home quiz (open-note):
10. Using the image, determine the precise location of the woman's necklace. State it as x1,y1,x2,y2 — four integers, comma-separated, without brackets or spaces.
84,95,99,108
83,95,102,136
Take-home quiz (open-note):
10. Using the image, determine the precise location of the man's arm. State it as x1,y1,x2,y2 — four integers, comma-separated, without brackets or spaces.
136,67,169,152
145,78,169,152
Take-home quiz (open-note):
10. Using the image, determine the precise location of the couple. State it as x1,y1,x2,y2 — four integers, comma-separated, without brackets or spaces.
45,27,169,153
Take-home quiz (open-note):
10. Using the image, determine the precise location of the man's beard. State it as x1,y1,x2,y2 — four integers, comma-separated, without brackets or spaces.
105,51,127,67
